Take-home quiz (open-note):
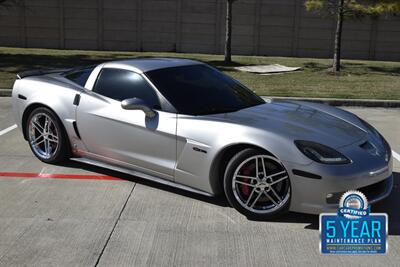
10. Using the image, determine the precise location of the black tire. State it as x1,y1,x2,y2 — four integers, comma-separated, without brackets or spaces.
25,107,70,163
223,148,291,220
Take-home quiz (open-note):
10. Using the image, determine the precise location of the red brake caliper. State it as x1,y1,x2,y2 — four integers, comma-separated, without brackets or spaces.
240,163,253,197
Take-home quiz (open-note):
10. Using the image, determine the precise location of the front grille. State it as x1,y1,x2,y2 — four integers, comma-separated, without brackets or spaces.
326,177,390,204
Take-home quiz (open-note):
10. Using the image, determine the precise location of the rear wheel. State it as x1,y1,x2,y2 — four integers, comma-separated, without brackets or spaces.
224,148,291,220
26,107,69,163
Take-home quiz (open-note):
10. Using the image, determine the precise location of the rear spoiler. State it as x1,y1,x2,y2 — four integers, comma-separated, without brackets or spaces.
17,68,71,79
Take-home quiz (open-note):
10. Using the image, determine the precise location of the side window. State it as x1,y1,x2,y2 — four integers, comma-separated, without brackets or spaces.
64,67,94,87
93,68,161,109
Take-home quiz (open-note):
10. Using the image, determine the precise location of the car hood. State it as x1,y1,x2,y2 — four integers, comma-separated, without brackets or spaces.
213,100,367,148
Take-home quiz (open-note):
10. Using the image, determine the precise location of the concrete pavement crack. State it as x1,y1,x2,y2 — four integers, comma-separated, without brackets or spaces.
94,183,136,267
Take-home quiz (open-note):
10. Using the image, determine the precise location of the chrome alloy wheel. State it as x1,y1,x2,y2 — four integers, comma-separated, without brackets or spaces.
28,113,59,159
232,155,290,214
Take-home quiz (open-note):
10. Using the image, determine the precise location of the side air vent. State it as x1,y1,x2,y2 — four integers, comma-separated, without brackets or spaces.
18,94,27,100
72,121,81,139
292,169,322,180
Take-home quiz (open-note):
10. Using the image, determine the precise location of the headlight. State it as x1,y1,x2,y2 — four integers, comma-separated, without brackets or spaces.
295,140,351,165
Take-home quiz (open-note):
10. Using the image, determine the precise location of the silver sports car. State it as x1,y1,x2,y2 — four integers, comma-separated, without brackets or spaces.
12,58,393,219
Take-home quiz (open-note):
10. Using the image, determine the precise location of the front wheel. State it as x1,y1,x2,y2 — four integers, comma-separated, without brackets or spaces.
224,148,291,220
26,107,70,163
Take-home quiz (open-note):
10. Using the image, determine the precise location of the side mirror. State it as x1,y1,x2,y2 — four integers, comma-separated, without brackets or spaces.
121,98,156,118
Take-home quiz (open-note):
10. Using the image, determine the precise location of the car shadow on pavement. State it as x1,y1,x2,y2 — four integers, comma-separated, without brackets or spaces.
249,211,319,230
57,160,231,207
58,160,399,235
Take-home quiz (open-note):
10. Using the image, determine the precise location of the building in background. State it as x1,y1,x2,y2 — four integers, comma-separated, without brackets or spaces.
0,0,399,61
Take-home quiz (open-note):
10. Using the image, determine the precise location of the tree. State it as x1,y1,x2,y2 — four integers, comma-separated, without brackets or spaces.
224,0,239,63
305,0,400,73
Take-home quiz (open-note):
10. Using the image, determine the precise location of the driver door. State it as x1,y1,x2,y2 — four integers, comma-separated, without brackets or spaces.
76,68,177,180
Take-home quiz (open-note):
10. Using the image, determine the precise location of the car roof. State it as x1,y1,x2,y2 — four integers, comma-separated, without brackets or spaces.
102,58,203,73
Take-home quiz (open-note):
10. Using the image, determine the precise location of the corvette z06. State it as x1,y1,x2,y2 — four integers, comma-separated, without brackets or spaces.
12,58,393,219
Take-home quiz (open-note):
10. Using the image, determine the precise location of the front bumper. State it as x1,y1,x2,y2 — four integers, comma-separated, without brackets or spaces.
285,156,393,214
325,175,393,205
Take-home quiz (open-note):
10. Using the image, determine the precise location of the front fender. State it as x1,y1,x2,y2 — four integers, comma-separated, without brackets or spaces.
175,116,312,195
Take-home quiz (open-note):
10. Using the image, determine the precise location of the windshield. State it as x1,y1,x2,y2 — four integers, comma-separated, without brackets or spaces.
145,64,264,115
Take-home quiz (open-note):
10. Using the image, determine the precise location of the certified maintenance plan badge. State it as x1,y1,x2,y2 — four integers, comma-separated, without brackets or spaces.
320,190,388,254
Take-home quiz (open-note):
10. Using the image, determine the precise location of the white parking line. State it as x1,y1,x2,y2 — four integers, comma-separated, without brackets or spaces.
393,150,400,163
0,124,17,136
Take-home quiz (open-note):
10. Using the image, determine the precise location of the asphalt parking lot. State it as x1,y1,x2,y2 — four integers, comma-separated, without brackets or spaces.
0,97,399,266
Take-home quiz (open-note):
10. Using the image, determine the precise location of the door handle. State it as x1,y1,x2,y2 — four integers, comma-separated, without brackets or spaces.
73,94,81,106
